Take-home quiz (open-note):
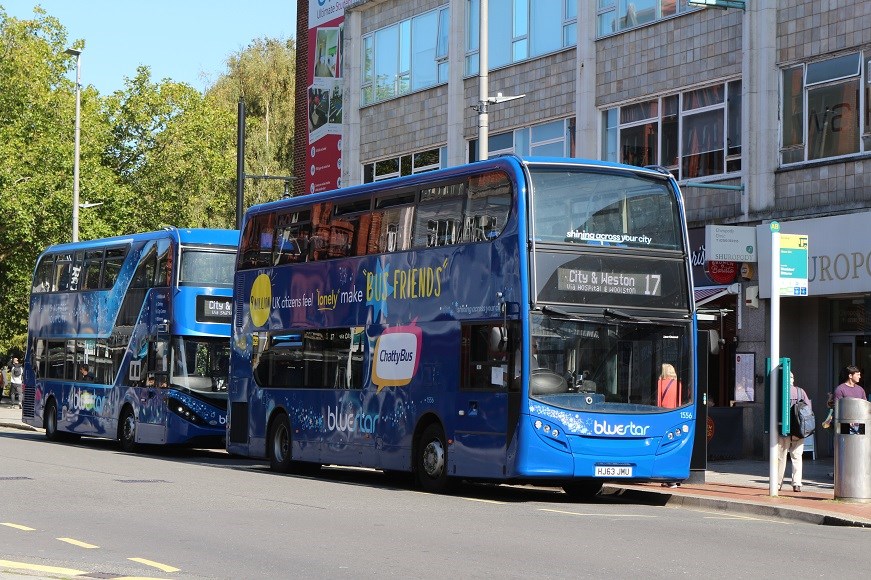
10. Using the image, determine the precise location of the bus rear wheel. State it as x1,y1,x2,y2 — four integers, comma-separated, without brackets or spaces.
416,424,451,493
119,407,137,453
269,413,293,473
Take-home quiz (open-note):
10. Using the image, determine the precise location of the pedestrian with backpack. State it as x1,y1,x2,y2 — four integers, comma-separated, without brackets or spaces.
8,357,24,409
777,371,813,493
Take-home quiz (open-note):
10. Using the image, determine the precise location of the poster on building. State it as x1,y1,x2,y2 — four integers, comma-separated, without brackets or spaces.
734,352,755,402
307,0,349,194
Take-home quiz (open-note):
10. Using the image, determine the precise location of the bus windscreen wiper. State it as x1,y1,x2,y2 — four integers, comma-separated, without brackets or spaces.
542,305,582,320
603,308,650,323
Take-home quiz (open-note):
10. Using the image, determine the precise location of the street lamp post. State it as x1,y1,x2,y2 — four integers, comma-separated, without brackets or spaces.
65,48,82,242
472,0,524,161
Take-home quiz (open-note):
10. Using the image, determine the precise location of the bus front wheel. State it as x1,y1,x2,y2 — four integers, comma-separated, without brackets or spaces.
269,414,293,473
119,407,137,453
416,424,451,493
44,400,60,442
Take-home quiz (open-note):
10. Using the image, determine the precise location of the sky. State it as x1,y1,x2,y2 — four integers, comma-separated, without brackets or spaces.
3,1,297,95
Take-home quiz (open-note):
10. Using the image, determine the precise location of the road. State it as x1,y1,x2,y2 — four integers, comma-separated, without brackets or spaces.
1,426,868,579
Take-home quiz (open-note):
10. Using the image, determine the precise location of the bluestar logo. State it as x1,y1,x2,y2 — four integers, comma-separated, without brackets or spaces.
593,419,650,436
326,406,380,434
71,388,106,414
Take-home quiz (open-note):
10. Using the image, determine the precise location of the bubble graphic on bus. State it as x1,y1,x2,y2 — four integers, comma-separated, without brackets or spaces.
372,325,422,392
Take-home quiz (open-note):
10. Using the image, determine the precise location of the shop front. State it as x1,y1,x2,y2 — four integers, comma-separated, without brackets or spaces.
757,212,871,458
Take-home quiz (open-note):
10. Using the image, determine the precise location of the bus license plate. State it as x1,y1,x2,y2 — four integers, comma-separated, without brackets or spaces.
595,465,633,477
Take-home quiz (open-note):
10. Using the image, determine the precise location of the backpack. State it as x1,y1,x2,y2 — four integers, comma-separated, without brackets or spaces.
790,394,815,438
11,364,22,379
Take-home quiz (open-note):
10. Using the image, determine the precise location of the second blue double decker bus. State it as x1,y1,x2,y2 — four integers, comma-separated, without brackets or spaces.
22,227,239,451
228,156,696,495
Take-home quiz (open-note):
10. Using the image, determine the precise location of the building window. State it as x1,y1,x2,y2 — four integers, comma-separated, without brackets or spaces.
361,6,449,106
469,118,574,162
597,0,696,37
465,0,577,76
780,53,868,165
602,81,742,180
363,147,446,183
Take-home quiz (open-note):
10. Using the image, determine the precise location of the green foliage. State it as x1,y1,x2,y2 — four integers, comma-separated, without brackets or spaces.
209,37,296,208
0,5,296,354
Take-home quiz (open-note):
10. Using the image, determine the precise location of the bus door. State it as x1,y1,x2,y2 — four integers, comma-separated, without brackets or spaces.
452,323,513,478
138,338,169,444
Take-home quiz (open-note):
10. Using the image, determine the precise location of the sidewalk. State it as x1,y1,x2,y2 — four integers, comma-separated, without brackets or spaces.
0,401,35,431
608,457,871,528
2,402,868,526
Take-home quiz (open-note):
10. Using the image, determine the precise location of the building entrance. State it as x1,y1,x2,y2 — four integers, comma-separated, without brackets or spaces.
831,337,871,392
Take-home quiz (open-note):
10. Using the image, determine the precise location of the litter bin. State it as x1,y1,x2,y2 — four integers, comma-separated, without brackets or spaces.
833,397,871,502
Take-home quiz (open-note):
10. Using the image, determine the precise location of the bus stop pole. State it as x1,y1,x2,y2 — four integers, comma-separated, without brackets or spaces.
769,223,781,496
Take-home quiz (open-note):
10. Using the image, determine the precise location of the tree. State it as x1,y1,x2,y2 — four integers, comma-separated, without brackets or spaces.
0,7,117,352
0,6,297,355
209,37,296,209
103,68,238,230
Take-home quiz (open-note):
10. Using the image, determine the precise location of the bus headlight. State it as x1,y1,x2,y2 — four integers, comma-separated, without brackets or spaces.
167,397,205,425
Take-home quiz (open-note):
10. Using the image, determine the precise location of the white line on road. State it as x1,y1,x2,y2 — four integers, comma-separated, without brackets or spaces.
459,497,508,505
540,508,657,518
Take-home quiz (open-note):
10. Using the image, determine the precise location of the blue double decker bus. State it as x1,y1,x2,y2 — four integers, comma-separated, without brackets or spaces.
228,156,695,495
23,228,239,451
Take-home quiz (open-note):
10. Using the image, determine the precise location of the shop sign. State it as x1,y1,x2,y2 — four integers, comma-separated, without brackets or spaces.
705,260,738,284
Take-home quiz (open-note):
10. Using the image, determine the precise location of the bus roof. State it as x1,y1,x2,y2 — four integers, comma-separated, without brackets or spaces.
38,227,239,257
242,155,675,219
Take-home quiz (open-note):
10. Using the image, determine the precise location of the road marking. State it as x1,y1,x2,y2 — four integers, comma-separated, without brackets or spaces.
692,508,790,524
57,537,99,549
0,559,85,575
0,522,35,531
459,497,507,505
128,557,181,573
540,508,657,518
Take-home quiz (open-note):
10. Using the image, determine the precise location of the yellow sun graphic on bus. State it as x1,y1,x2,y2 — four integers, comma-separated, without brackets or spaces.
250,274,272,327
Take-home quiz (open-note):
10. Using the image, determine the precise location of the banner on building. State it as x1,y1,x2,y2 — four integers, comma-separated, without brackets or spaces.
306,1,349,194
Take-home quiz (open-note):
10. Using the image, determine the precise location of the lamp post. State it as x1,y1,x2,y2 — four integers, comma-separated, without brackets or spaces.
472,0,524,161
65,48,82,242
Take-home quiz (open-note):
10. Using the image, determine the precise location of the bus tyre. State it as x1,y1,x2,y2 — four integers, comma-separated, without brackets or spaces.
563,480,603,500
416,424,451,493
269,413,293,473
44,400,60,442
119,407,137,453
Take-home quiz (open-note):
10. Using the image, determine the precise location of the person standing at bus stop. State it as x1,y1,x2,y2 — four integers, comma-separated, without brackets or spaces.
834,366,865,401
778,371,812,493
8,357,23,408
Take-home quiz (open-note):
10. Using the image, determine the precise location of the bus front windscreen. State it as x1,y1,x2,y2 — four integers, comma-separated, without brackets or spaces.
529,167,683,251
528,312,692,413
179,249,235,287
170,337,231,393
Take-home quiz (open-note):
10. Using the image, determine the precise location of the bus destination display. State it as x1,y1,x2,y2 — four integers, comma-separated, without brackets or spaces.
535,252,687,310
557,268,661,296
197,295,233,323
